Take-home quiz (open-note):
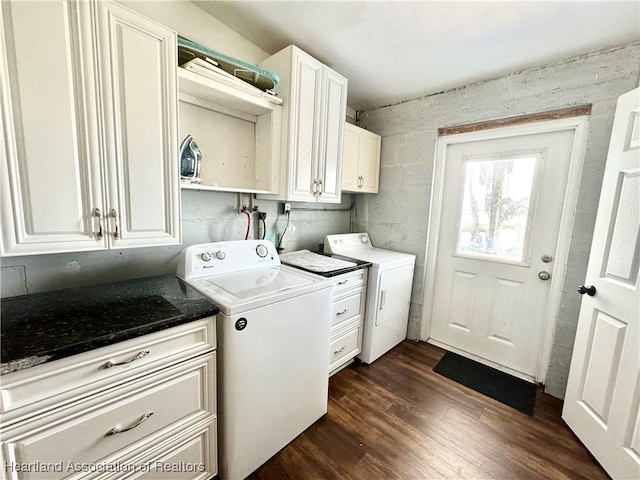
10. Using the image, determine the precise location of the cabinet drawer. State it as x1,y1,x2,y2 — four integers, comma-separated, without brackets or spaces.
116,418,217,480
331,270,366,297
331,290,364,327
1,317,215,422
2,354,215,480
329,326,361,371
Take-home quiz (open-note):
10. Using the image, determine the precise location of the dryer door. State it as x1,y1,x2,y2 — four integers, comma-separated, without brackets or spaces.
376,264,414,326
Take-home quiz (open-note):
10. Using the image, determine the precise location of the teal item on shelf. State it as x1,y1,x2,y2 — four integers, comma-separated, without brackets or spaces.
178,36,279,93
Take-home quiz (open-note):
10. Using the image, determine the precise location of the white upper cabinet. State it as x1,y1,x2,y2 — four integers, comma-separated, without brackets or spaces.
342,123,381,194
0,0,180,257
0,1,103,255
95,1,180,249
258,46,348,203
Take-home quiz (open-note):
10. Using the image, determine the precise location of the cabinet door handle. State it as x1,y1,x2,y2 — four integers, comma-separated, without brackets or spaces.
379,289,386,310
312,180,318,195
100,350,150,369
110,209,120,239
105,411,154,436
94,208,103,240
337,279,348,285
333,345,347,355
336,308,348,315
318,179,323,196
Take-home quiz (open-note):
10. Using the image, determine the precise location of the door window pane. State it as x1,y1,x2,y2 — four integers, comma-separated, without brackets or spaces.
456,155,538,264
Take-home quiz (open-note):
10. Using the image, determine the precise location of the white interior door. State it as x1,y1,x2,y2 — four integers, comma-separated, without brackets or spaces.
429,127,577,379
562,88,640,480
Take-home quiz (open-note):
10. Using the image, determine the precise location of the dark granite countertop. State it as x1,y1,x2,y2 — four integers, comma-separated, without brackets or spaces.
281,252,371,278
1,274,219,375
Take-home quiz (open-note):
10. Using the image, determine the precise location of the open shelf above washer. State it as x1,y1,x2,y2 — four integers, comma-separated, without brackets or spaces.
178,68,282,194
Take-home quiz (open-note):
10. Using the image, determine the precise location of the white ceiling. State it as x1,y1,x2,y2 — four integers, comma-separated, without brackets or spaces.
195,1,640,111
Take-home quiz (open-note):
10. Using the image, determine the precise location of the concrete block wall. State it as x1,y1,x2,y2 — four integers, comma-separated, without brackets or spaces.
357,43,640,399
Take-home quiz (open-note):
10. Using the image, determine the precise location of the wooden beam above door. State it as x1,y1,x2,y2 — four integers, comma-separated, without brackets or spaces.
439,105,592,137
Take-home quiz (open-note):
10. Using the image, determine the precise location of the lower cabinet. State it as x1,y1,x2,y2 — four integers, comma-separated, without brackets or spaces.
329,269,367,375
0,318,217,480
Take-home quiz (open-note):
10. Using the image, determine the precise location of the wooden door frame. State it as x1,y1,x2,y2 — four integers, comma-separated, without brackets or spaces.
420,116,590,383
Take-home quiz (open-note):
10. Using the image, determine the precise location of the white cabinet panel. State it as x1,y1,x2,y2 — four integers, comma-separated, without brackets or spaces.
341,123,381,194
258,45,347,204
290,54,322,201
0,0,104,255
342,125,361,192
329,269,367,376
0,318,218,480
96,0,180,248
318,68,347,202
0,0,180,256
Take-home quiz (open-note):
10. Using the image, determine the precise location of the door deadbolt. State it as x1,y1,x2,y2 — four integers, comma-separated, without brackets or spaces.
541,254,553,263
538,271,551,281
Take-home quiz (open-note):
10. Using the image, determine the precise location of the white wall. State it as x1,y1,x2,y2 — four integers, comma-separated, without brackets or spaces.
121,0,269,64
355,42,640,399
0,1,352,297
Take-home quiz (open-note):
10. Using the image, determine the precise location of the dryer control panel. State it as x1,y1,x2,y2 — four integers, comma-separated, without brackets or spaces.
324,233,372,254
177,240,280,279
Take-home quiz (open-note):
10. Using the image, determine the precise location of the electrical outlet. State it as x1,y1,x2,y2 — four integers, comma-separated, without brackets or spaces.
282,203,291,214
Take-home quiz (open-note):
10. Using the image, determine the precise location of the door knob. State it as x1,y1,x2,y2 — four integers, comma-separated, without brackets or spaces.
538,271,551,281
578,285,597,296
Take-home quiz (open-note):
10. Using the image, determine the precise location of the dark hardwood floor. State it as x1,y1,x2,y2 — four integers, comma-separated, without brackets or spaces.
249,340,609,480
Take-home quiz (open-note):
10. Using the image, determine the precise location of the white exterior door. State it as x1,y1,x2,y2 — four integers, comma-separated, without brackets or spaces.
562,88,640,479
428,126,578,379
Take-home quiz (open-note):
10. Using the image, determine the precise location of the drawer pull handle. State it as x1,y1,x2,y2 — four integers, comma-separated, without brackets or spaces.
105,411,154,436
100,350,150,370
337,280,348,285
333,345,347,355
336,308,349,315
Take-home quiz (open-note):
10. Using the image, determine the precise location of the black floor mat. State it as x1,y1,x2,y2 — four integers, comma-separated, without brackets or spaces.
433,351,536,415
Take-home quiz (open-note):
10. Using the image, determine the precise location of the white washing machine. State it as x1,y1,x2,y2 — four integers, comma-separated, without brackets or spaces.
324,233,415,364
177,240,332,480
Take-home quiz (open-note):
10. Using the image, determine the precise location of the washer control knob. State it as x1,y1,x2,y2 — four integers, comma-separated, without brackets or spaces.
200,252,212,262
256,244,269,258
216,251,226,260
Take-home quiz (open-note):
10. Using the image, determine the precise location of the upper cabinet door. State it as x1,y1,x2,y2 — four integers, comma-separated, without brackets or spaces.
288,49,322,202
257,45,348,204
96,1,180,248
0,0,105,256
359,128,381,193
317,67,347,203
341,124,361,192
341,123,381,194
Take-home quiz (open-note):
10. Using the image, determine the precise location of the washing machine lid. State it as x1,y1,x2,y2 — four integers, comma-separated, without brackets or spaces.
187,265,328,315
